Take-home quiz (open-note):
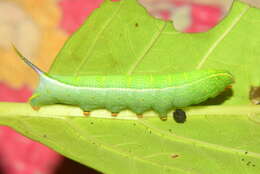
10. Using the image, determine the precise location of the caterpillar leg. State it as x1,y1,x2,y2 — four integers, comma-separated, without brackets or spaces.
105,104,125,117
160,116,167,121
137,114,143,118
32,106,40,111
80,105,97,117
152,105,170,121
83,111,91,117
111,113,119,117
152,108,168,121
130,106,148,119
225,85,232,90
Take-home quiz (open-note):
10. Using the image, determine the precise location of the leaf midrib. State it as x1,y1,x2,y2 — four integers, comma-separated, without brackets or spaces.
73,0,124,76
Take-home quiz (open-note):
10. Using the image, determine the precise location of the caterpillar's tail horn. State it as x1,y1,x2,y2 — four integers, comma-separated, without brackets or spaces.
12,44,44,75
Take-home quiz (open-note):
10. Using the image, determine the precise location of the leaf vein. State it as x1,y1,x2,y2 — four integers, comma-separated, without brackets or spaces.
127,22,167,75
74,1,124,76
196,5,249,69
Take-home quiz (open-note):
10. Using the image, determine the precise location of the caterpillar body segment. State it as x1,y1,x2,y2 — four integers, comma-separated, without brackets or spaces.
14,47,234,120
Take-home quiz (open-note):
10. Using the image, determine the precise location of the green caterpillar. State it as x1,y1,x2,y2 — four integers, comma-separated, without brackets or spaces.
15,47,234,120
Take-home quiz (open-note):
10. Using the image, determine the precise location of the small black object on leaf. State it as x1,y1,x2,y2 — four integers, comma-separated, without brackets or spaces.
173,109,186,123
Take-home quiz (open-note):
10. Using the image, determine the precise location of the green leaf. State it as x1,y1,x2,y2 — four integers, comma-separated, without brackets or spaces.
1,0,260,173
50,0,260,105
1,103,260,174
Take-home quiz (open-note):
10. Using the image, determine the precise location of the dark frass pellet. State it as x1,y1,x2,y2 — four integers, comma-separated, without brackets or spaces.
173,109,186,123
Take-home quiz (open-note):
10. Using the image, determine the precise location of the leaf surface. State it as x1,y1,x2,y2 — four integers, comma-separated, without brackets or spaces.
1,103,260,174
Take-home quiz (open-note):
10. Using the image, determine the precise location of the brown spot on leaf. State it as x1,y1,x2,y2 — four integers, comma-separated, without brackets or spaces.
250,86,260,104
171,154,179,159
247,161,251,166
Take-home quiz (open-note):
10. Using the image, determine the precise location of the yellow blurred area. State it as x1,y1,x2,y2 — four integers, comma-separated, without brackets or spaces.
0,0,68,89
